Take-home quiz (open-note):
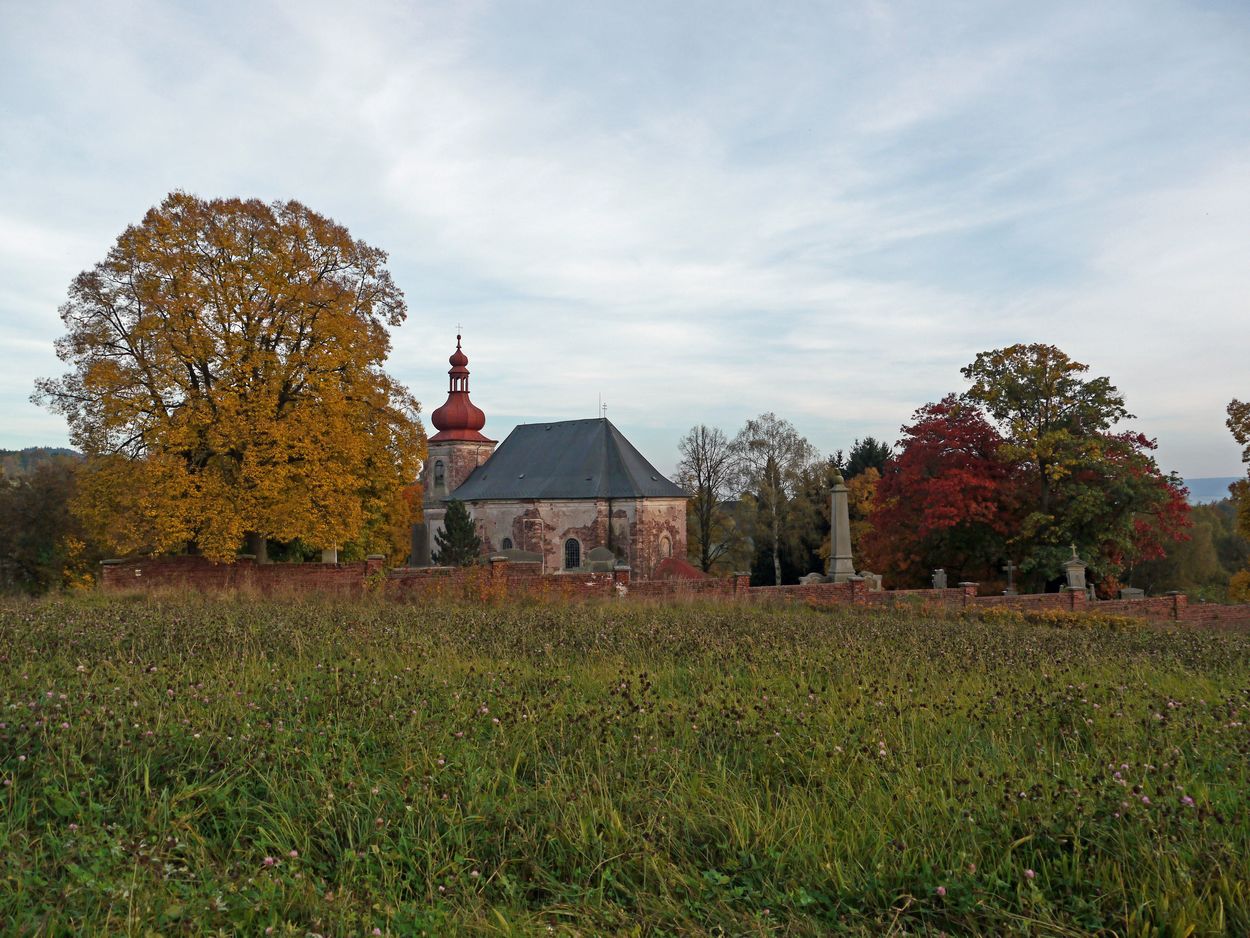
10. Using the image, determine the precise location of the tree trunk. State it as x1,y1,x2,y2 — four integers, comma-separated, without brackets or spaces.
772,503,782,586
699,492,714,572
244,532,269,564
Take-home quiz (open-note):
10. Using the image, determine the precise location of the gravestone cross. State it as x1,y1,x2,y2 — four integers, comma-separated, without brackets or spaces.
1002,560,1018,596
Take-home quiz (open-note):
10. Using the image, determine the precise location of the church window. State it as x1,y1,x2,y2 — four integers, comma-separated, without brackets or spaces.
501,537,513,551
660,535,672,559
434,460,445,488
564,538,581,570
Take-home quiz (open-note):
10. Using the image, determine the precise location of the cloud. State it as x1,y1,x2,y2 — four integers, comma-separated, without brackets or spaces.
1,0,1247,479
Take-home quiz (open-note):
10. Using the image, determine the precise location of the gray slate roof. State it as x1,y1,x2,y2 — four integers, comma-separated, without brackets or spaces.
452,418,687,501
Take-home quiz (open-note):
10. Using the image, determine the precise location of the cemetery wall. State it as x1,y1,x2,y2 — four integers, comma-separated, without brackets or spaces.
98,556,1250,629
99,555,385,596
971,592,1078,611
858,587,973,610
1093,595,1183,620
1179,602,1250,628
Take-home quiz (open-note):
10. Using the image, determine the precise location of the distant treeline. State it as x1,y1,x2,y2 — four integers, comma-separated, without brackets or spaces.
0,447,81,479
1,450,98,594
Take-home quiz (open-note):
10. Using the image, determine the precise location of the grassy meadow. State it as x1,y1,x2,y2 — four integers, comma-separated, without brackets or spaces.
1,595,1248,936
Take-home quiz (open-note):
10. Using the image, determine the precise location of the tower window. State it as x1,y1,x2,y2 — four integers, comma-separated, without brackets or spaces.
564,538,581,570
501,537,513,551
660,535,672,559
434,460,445,488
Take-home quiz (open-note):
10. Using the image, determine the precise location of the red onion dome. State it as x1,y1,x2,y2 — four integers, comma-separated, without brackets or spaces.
431,395,487,434
429,334,493,443
449,336,469,369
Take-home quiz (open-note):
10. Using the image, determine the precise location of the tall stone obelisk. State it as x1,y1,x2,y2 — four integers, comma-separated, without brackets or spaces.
828,470,856,583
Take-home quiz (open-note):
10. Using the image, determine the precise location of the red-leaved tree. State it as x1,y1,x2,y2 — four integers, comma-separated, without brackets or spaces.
861,396,1020,587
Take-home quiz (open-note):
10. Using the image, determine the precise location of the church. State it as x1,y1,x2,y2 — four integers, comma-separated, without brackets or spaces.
412,336,688,579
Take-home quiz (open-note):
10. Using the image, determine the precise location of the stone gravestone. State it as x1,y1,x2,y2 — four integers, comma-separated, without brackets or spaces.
498,547,543,563
799,572,826,585
858,571,883,591
1118,587,1145,600
828,471,856,583
587,546,616,573
931,568,947,590
1063,546,1087,591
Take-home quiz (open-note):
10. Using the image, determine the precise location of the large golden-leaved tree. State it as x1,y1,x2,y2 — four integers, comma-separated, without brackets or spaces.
34,192,426,562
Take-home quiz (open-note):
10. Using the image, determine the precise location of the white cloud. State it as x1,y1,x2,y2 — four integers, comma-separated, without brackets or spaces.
1,0,1247,479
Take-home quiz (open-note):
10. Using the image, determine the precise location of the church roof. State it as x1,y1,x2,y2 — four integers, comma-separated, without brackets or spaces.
452,418,687,501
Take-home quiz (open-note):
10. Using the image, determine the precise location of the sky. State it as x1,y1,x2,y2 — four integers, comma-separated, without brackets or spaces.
2,0,1248,480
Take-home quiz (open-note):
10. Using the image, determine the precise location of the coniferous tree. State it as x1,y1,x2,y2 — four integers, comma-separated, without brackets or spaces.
845,437,892,479
433,500,481,566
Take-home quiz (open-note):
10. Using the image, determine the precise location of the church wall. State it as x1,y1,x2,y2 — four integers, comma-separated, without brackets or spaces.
468,499,619,573
421,440,496,501
418,440,497,562
629,497,687,579
465,496,686,580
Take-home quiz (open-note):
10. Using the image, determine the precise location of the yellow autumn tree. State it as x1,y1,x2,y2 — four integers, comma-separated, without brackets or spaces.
34,192,426,562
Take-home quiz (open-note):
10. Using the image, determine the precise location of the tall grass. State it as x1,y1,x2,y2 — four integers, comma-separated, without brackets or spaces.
1,595,1247,935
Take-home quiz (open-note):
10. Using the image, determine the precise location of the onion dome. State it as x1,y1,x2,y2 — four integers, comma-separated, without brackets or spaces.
449,340,469,369
429,335,493,443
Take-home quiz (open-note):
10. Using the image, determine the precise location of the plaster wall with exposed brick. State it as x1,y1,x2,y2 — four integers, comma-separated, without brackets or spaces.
465,496,686,580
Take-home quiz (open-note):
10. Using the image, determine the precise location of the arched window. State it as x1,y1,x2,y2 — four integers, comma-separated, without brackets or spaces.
501,537,513,551
433,460,445,488
659,535,672,559
563,538,581,570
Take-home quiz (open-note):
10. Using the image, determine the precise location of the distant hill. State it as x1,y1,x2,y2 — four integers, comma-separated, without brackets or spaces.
0,447,82,479
1183,477,1240,505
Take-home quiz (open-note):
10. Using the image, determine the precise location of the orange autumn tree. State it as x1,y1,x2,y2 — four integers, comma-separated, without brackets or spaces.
34,192,425,562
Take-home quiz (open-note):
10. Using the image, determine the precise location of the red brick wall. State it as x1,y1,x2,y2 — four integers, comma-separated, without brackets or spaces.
972,592,1075,611
100,555,385,596
1091,596,1180,620
96,556,1250,630
1180,602,1250,627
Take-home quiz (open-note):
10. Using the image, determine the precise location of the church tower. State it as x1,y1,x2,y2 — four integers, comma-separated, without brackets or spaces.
413,335,496,565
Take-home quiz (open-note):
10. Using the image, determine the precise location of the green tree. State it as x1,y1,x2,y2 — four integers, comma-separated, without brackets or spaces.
0,458,103,593
732,413,816,586
33,192,424,563
433,500,481,567
785,455,843,577
1228,399,1250,541
962,344,1130,516
962,344,1186,588
1208,497,1250,574
676,424,743,572
1129,504,1224,598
